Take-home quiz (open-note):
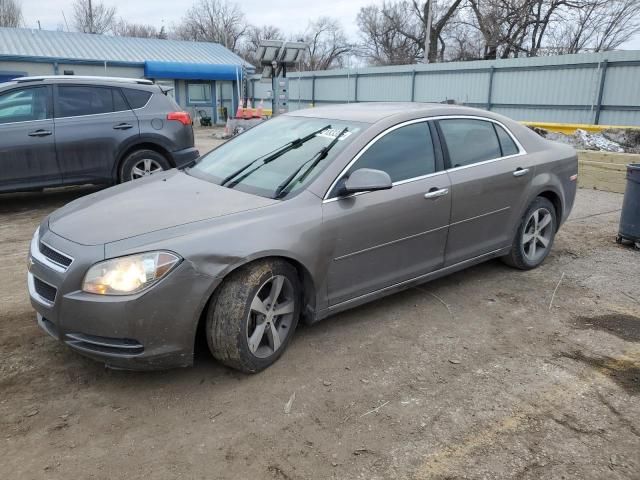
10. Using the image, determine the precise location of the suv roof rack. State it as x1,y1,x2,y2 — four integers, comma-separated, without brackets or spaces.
14,76,154,85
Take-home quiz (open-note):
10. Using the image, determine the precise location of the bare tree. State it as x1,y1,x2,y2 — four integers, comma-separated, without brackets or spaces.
113,19,167,39
356,3,423,65
356,0,640,65
300,17,352,70
466,0,536,59
412,0,466,62
0,0,22,27
173,0,247,51
549,0,640,53
72,0,116,34
356,1,465,64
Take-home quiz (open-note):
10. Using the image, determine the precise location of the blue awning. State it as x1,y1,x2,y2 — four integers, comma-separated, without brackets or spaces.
144,61,243,81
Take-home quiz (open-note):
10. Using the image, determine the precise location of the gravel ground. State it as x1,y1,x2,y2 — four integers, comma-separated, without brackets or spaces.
1,138,639,478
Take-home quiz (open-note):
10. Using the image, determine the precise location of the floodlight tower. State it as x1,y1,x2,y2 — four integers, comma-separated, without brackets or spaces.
255,40,307,116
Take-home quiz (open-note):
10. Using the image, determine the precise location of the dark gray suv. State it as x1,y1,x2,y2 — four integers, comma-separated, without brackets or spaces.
0,76,199,193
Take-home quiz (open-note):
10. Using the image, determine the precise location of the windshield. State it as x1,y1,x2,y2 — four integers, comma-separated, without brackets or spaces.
187,116,366,199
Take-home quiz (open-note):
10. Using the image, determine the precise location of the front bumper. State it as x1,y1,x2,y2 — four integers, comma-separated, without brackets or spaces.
170,147,200,169
28,227,216,370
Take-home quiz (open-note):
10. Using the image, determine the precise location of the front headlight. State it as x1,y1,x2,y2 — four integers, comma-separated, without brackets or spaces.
82,251,181,295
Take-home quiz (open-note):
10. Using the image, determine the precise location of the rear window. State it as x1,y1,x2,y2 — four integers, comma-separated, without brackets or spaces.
438,119,502,168
56,85,131,117
123,88,152,109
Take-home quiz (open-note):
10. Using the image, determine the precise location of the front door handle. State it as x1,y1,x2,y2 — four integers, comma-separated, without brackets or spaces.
424,188,449,199
28,129,52,137
113,123,133,130
513,168,530,177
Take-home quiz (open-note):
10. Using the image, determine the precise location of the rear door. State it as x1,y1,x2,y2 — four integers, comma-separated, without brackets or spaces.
53,84,140,184
323,121,451,306
0,85,60,191
436,117,535,266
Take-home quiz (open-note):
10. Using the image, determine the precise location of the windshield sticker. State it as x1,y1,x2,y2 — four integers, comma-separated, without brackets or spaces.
316,128,353,140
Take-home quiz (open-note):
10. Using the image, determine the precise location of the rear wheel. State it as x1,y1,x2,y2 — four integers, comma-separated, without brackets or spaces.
119,149,171,183
503,197,557,270
206,259,301,373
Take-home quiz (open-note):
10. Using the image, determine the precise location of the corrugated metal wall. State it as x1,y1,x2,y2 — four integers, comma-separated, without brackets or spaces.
250,50,640,126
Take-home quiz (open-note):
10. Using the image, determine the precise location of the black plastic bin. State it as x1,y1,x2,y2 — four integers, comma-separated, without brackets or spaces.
617,163,640,246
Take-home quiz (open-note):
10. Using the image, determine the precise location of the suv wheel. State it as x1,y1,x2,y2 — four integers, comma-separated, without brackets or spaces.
119,149,171,182
206,259,301,373
503,197,557,270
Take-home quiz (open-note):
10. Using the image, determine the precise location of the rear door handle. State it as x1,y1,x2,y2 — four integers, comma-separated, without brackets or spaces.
113,123,133,130
28,129,52,137
513,168,530,177
424,188,449,199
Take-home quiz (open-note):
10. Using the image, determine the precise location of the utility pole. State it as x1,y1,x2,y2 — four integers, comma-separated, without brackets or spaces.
423,0,433,64
88,0,94,33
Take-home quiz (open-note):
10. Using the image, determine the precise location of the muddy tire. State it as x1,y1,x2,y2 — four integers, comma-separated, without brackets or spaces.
503,197,557,270
206,259,301,373
119,149,171,183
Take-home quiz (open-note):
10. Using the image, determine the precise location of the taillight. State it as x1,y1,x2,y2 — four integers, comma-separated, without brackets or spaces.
167,111,192,126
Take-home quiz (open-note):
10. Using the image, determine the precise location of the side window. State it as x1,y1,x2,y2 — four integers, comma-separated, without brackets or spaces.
494,124,520,156
347,122,436,184
57,85,114,117
0,86,51,124
438,119,502,168
122,88,152,109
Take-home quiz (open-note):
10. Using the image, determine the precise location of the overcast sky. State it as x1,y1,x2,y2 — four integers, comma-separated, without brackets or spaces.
18,0,640,49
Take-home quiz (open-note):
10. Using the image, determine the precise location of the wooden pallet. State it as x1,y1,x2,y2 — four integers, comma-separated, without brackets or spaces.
577,151,638,194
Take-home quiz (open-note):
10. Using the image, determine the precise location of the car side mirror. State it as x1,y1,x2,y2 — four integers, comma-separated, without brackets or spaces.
341,168,392,195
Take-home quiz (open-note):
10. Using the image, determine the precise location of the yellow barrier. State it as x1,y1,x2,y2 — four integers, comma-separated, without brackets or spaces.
521,121,640,135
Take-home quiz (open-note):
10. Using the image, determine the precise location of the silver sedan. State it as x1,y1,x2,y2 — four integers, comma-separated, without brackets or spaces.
28,103,578,372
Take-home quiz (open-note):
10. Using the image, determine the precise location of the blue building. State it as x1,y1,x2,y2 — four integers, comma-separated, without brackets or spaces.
0,27,253,123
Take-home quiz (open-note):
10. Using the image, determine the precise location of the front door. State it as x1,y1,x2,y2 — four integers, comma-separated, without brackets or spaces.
323,121,451,306
53,84,140,184
436,117,535,266
0,85,59,192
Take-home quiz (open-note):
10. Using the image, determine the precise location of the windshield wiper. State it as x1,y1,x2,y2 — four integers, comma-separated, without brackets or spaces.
220,124,331,188
274,127,348,199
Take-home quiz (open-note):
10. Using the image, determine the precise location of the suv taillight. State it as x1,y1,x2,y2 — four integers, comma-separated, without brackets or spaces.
167,112,192,126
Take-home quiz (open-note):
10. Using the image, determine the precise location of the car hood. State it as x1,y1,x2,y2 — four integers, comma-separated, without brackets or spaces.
48,170,279,245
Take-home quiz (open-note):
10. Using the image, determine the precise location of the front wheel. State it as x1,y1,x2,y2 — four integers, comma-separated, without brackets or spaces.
206,259,301,373
503,197,557,270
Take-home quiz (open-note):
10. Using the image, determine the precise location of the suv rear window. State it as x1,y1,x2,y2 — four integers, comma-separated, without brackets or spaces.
57,85,130,117
123,88,152,109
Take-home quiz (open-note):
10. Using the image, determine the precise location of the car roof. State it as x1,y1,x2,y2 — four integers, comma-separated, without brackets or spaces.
287,102,500,124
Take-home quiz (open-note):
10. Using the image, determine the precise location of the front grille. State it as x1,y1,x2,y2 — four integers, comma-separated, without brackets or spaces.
39,242,73,268
65,333,144,356
33,277,57,303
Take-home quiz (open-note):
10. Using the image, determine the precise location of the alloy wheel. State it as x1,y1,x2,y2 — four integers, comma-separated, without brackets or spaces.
246,275,296,359
131,158,164,179
522,207,553,263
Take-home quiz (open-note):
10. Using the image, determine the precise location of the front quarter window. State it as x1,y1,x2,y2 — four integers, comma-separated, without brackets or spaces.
187,116,365,199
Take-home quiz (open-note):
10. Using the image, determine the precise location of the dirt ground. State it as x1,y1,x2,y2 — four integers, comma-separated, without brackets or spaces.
1,135,639,478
